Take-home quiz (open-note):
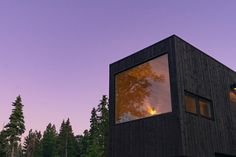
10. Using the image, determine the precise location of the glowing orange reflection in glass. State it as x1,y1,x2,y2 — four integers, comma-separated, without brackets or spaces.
230,91,236,104
147,106,157,115
115,54,172,123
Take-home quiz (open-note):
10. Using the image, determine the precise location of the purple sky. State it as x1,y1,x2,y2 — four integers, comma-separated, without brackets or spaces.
0,1,236,136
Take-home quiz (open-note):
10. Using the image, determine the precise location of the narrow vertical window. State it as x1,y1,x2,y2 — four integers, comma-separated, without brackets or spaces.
199,99,212,118
184,94,197,114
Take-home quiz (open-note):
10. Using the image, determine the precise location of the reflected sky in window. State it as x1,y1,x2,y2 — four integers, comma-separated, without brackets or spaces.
115,54,172,123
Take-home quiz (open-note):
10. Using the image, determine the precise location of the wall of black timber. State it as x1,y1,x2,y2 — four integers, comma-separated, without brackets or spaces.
109,36,183,157
174,36,236,157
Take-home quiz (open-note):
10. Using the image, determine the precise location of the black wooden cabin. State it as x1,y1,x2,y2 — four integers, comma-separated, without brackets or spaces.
109,35,236,157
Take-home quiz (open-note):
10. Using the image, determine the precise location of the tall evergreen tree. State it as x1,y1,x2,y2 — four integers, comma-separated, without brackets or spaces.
23,129,35,157
79,95,109,157
86,107,101,157
16,144,24,157
57,119,78,157
89,108,99,140
42,123,57,157
0,130,8,157
77,130,90,157
4,95,25,157
33,131,43,157
97,95,109,157
23,129,42,157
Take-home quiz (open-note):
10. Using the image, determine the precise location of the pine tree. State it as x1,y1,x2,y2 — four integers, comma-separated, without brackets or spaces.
0,130,8,157
57,119,78,157
86,107,101,157
23,129,42,157
57,120,66,157
78,130,90,157
23,129,35,157
33,131,43,157
89,108,98,140
97,95,109,157
4,95,25,157
42,123,58,157
16,144,24,157
79,95,109,157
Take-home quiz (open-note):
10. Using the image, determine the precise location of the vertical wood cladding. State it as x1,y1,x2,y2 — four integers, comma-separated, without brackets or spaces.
174,36,236,157
109,37,183,157
109,35,236,157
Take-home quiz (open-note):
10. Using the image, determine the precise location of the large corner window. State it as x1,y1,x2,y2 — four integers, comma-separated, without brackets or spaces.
115,54,172,124
184,91,213,119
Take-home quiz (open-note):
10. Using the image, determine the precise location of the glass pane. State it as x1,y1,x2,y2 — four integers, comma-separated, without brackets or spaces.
230,91,236,104
184,94,197,114
199,100,212,118
115,54,172,124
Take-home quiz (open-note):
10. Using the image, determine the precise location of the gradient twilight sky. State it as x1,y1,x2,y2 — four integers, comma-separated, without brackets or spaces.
0,1,236,136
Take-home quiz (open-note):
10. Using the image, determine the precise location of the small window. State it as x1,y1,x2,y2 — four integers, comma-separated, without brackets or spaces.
184,91,214,120
184,94,197,114
199,99,212,118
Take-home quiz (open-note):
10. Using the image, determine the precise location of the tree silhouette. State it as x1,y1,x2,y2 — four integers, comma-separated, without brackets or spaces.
41,123,57,157
57,119,78,157
23,129,42,157
4,95,25,157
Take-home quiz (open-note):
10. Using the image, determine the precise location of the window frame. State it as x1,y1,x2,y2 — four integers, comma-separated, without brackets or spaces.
114,53,172,124
198,97,214,119
184,91,214,120
184,92,198,115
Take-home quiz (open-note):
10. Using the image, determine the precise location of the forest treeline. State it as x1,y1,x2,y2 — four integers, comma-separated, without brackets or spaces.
0,95,109,157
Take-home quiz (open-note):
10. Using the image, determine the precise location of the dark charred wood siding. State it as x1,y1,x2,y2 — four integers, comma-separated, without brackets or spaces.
109,35,236,157
109,36,183,157
174,36,236,157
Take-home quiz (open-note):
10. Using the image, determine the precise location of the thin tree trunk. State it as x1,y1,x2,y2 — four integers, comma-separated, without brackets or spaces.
65,133,68,157
11,146,14,157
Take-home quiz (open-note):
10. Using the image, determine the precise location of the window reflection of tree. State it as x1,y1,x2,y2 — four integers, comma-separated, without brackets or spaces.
116,62,165,123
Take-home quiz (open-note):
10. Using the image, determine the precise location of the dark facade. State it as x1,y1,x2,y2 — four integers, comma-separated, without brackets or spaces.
109,35,236,157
